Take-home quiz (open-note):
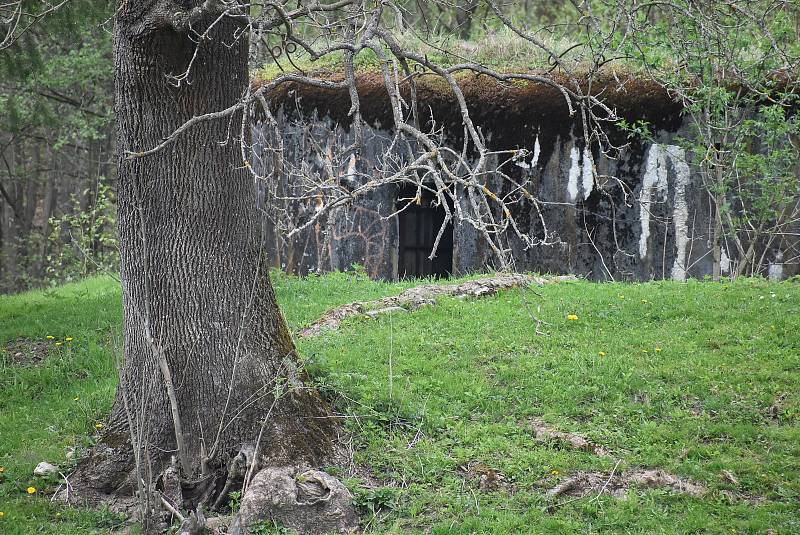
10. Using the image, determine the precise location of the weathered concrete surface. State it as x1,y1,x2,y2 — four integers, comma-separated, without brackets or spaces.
251,76,799,281
253,111,401,279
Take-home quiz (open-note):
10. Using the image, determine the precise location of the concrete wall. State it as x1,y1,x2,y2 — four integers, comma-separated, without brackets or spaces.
252,106,799,281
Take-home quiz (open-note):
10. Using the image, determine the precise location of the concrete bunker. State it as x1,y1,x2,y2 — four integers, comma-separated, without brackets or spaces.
251,72,800,281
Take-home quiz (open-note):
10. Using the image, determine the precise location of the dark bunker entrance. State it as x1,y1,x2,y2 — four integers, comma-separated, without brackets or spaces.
397,184,454,279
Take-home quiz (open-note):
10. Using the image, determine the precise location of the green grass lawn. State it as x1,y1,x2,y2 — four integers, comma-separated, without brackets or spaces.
1,272,799,534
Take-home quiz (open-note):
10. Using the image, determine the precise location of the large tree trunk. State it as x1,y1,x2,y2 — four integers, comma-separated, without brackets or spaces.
72,2,337,506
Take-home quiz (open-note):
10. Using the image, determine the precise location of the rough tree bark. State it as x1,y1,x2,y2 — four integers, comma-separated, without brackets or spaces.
71,1,337,508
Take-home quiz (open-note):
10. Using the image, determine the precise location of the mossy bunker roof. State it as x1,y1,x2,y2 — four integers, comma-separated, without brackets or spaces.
253,70,684,145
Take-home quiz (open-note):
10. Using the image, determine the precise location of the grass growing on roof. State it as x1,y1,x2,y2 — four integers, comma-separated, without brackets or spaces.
1,272,799,533
252,28,648,83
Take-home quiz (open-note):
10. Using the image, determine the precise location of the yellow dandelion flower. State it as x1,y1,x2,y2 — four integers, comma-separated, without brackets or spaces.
26,486,36,494
94,423,103,429
73,397,80,401
55,342,62,346
65,337,73,341
598,351,606,357
46,335,54,340
567,314,578,321
551,470,560,475
641,299,648,303
0,466,5,473
655,347,662,352
0,511,4,517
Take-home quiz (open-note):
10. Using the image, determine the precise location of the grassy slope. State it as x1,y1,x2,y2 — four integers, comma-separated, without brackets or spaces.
1,272,799,534
0,277,123,532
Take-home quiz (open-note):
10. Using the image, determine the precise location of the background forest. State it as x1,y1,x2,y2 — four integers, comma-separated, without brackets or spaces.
1,2,113,292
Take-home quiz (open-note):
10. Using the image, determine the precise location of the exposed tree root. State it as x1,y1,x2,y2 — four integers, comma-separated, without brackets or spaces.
59,382,348,534
228,466,358,534
298,273,576,338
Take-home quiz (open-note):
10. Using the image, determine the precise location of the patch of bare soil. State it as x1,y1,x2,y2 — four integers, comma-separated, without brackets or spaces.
3,337,52,365
298,273,576,338
459,461,515,494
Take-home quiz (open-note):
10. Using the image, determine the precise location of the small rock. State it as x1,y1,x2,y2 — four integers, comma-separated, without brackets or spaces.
228,466,358,534
34,461,59,477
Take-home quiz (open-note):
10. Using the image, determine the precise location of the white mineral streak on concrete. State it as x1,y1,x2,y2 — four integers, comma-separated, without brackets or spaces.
515,136,541,170
581,146,594,200
665,145,691,281
338,153,359,190
639,144,668,259
567,145,580,202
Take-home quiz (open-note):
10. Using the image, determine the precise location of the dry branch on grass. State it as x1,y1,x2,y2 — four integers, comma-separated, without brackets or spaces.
528,418,769,505
297,273,576,338
531,417,708,503
529,418,613,458
547,467,707,500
